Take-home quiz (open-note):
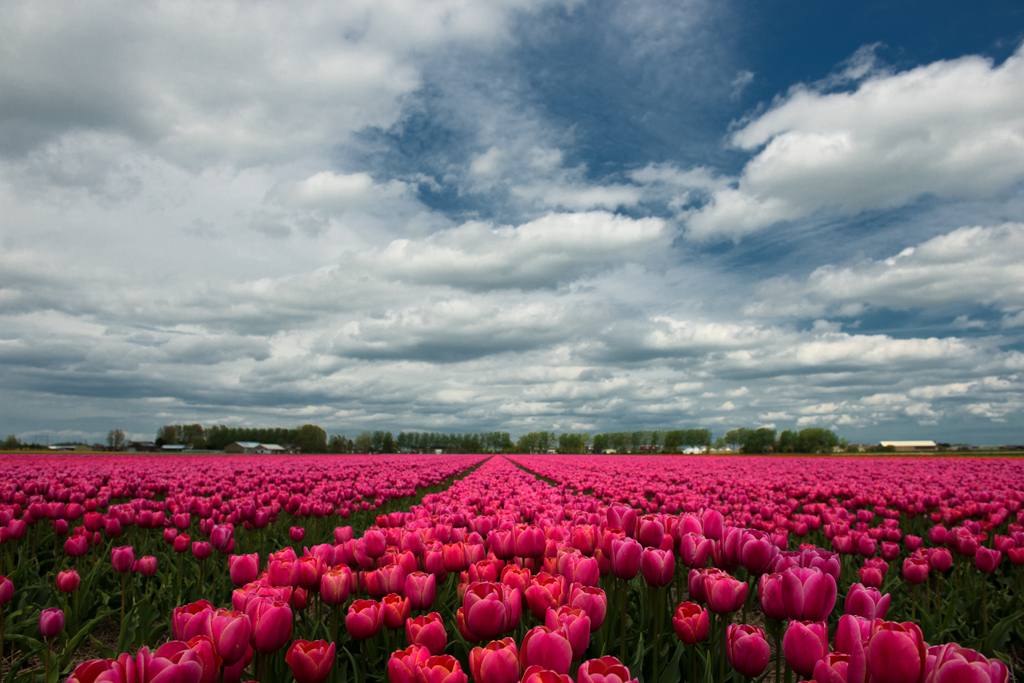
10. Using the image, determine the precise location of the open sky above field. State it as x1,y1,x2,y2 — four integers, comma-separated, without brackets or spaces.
2,0,1024,445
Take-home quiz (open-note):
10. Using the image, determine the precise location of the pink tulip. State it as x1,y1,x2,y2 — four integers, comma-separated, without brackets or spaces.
639,548,674,587
248,599,293,654
404,571,437,610
865,620,926,683
975,547,1002,573
111,546,135,573
782,620,829,678
519,626,573,675
703,572,747,615
813,651,853,683
416,655,468,683
136,642,203,683
172,600,214,641
577,656,638,683
390,644,432,683
39,607,64,639
346,599,383,641
545,606,591,660
469,638,520,683
286,639,335,683
902,557,929,585
844,583,890,620
924,642,1009,683
407,612,447,656
610,538,642,580
758,572,786,621
781,566,837,621
383,593,412,630
726,624,770,678
210,608,252,667
228,553,259,587
56,569,81,594
524,573,567,621
567,584,607,631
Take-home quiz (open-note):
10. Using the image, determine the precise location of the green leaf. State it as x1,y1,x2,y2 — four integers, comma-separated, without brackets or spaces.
90,634,118,659
59,610,116,671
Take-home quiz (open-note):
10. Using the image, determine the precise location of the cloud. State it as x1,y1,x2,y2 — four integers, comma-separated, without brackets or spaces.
365,211,671,290
686,43,1024,240
746,223,1024,318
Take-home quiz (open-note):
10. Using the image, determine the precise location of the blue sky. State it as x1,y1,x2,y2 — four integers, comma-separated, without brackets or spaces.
2,0,1023,446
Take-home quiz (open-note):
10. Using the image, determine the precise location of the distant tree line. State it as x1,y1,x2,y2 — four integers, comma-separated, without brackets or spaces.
718,427,847,454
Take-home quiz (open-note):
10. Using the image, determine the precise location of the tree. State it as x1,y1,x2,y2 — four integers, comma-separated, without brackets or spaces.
354,431,373,453
741,427,777,454
3,434,20,450
107,428,127,451
371,430,395,453
795,427,840,454
294,424,328,454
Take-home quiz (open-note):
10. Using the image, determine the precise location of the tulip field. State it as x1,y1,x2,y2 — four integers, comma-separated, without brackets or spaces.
0,453,1022,683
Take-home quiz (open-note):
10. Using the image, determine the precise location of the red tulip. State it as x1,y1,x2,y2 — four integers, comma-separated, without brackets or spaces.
901,557,929,585
184,635,223,683
346,599,383,641
500,564,531,599
545,606,590,660
463,581,520,640
406,612,447,656
726,624,770,678
671,601,709,645
865,620,926,683
577,656,638,683
210,608,252,667
524,573,567,621
67,653,137,683
416,655,468,683
174,533,191,554
975,547,1001,573
172,600,214,641
519,626,572,675
469,637,520,683
567,584,607,631
383,593,411,630
390,644,431,683
782,620,829,677
287,639,335,683
64,534,89,558
56,569,81,594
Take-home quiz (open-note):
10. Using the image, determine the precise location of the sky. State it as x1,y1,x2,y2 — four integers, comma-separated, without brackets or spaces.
2,0,1024,447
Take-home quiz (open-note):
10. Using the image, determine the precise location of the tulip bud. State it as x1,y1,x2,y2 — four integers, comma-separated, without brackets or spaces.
519,626,572,675
671,602,709,645
783,620,829,677
406,612,447,656
577,656,638,683
346,599,383,641
286,638,335,683
469,638,520,683
39,607,65,640
390,644,431,683
138,555,158,576
866,620,926,683
726,624,770,678
111,546,135,573
56,569,81,594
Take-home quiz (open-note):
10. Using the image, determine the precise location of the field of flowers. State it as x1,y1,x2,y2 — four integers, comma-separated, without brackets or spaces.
0,452,1021,683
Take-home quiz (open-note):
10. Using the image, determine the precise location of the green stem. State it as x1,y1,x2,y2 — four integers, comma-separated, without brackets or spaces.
651,585,660,683
620,578,627,662
719,613,730,683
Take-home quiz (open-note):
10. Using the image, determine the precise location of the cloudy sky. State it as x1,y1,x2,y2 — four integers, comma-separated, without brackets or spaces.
2,0,1024,446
